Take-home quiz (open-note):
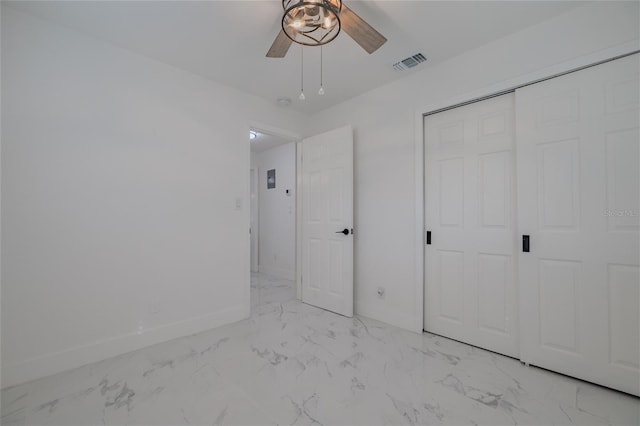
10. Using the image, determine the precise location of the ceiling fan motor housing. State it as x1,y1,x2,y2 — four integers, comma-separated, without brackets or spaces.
282,0,343,46
266,1,387,58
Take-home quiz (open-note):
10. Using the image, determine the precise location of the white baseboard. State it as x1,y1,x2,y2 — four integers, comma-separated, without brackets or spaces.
1,304,247,389
355,301,418,333
258,265,295,281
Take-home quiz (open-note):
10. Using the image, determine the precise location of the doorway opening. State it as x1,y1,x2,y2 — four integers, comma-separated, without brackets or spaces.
248,124,355,318
249,127,299,309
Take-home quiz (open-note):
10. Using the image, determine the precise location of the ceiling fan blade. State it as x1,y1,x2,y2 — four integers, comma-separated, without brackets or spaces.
266,29,293,58
340,4,387,54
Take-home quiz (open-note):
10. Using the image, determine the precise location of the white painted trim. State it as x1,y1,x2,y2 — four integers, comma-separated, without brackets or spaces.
250,166,259,273
258,265,295,281
414,41,640,334
413,109,425,334
1,305,246,388
248,122,301,143
296,142,303,300
416,42,639,119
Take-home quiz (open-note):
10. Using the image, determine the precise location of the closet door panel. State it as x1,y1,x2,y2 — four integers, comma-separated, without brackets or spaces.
424,93,518,358
516,54,639,396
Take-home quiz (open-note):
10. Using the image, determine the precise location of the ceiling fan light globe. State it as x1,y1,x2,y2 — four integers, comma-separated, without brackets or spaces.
282,0,341,11
281,0,342,46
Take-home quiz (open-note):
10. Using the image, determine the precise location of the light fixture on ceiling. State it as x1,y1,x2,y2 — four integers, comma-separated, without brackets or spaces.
249,130,257,140
266,1,386,58
281,1,341,101
271,0,387,102
282,0,342,47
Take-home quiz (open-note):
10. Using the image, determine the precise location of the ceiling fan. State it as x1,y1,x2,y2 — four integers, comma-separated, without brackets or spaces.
266,0,387,58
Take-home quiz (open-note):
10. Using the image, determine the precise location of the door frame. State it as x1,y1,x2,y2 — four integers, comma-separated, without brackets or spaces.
248,122,302,300
296,141,303,300
414,44,640,334
250,167,259,273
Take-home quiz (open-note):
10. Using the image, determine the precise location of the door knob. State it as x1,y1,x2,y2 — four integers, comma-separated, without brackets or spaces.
335,228,349,235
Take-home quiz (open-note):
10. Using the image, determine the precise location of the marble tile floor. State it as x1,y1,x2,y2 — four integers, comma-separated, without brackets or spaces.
2,272,638,425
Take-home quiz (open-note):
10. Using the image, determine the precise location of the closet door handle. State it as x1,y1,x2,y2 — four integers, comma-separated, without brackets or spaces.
426,231,432,245
522,235,530,253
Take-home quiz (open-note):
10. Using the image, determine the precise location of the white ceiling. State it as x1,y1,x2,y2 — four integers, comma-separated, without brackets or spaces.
6,1,586,114
250,130,294,153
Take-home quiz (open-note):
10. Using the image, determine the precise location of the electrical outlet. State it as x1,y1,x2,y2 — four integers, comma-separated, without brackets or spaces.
377,287,385,298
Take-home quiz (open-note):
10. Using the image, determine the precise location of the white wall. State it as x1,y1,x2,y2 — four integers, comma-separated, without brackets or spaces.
2,0,638,388
305,1,640,331
251,143,296,280
0,7,308,387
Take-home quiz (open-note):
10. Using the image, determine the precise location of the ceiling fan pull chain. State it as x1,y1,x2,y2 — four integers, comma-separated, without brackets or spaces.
319,45,325,95
299,45,306,100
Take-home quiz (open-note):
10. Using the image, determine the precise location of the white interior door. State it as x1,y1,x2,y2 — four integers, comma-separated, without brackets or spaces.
302,125,354,317
516,54,639,395
424,93,518,358
250,167,259,273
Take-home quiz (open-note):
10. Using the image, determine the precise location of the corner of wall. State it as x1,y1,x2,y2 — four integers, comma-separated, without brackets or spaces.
1,304,247,389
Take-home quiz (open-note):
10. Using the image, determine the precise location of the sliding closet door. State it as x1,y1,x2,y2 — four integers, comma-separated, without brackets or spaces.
424,93,518,358
517,54,639,395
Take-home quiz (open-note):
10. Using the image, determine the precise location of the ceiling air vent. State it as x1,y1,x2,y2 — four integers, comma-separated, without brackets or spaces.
393,53,427,71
